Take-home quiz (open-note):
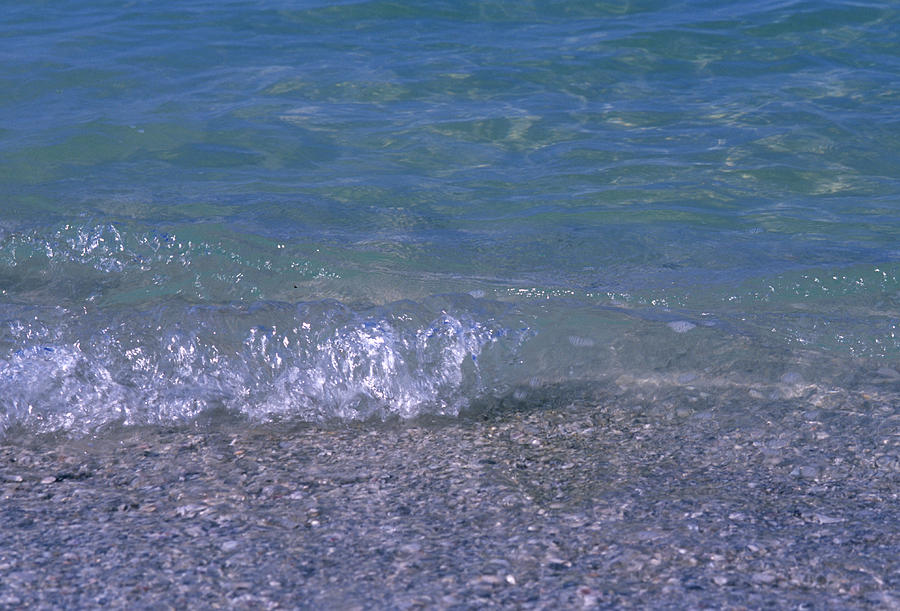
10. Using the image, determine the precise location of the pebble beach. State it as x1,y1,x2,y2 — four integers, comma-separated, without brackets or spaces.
2,387,898,609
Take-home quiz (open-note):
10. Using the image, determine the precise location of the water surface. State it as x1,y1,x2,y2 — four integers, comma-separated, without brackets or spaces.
2,0,900,435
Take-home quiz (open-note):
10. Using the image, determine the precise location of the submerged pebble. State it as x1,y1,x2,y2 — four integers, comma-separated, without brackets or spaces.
667,321,696,333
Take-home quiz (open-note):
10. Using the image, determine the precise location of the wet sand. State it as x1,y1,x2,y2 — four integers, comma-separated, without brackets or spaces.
1,392,898,608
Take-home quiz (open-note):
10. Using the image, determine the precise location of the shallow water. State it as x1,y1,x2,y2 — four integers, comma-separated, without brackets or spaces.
2,0,900,435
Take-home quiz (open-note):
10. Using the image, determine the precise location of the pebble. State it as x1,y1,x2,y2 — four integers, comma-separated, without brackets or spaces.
790,465,821,479
752,571,777,585
175,504,205,518
221,540,240,552
667,321,696,333
568,336,595,348
545,556,570,570
811,513,844,524
780,372,803,385
875,367,900,380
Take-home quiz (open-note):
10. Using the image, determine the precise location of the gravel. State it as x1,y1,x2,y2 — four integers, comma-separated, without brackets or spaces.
1,386,898,608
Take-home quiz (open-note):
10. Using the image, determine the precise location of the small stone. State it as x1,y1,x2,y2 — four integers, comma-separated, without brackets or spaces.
40,476,57,485
505,574,516,585
667,321,696,333
398,543,421,555
175,504,204,518
578,586,597,606
752,571,777,584
812,513,844,524
545,556,570,570
876,367,900,379
712,575,728,586
221,540,240,552
791,465,821,479
568,336,595,348
780,372,803,385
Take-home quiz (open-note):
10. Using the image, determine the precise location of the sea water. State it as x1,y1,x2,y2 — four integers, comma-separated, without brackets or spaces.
2,0,899,436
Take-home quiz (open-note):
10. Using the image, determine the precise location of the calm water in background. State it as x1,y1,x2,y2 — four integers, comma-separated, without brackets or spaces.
2,0,899,435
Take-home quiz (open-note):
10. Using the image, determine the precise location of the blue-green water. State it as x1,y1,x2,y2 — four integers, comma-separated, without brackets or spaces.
2,1,900,435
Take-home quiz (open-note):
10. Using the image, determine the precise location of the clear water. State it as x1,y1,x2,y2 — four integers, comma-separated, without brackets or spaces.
2,0,900,435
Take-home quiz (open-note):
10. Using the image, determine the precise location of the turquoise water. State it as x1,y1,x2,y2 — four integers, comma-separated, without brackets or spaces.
2,0,900,435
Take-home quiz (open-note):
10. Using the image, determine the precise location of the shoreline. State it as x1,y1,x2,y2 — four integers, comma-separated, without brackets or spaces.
1,399,898,608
